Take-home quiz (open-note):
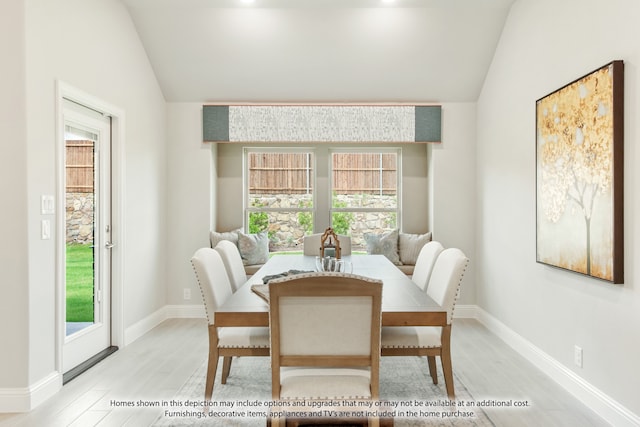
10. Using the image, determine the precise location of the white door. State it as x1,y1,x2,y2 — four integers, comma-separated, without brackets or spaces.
62,100,113,373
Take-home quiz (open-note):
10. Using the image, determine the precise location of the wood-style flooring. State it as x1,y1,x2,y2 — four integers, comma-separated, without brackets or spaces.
0,318,608,426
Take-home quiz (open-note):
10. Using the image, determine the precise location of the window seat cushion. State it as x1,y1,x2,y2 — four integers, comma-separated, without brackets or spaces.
396,264,415,276
244,264,264,275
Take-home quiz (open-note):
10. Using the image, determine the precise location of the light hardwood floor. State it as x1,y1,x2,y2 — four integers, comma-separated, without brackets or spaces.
0,318,608,426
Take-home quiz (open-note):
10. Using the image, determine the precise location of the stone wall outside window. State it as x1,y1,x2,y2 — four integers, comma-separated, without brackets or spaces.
255,193,397,251
66,193,94,244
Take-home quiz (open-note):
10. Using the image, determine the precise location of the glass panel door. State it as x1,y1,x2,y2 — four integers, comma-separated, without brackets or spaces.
62,101,112,373
65,128,96,336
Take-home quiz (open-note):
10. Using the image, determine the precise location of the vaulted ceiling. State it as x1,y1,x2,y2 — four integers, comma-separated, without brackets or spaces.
121,0,515,102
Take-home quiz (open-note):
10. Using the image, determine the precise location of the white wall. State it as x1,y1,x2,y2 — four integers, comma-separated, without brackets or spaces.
429,103,477,304
166,103,213,305
0,0,166,400
477,0,640,419
0,0,29,390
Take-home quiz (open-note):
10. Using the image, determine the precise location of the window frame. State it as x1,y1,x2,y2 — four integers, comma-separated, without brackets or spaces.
329,147,402,235
243,146,316,237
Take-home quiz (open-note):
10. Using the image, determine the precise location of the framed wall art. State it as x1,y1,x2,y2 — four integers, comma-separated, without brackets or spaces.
536,60,624,284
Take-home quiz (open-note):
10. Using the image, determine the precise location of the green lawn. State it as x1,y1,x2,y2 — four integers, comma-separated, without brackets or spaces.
66,244,94,322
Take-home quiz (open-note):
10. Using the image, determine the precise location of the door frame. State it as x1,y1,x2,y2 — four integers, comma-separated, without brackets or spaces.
55,81,125,375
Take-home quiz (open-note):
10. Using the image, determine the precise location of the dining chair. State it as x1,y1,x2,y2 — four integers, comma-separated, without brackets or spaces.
268,272,385,427
190,248,270,400
381,248,468,398
302,233,352,256
214,239,247,292
410,241,445,291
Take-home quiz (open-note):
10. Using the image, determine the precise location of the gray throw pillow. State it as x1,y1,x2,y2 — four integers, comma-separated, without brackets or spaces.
364,229,401,265
237,231,269,265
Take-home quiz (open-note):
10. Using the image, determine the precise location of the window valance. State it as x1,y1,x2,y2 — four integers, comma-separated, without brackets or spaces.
202,104,441,143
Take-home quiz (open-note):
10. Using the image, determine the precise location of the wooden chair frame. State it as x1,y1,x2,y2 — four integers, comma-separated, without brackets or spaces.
205,326,270,400
381,248,468,398
381,326,454,397
268,273,383,426
191,248,270,400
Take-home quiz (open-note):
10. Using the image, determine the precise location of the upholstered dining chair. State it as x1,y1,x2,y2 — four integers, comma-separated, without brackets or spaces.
302,233,352,256
214,239,247,292
411,241,445,291
190,248,270,399
268,272,384,427
381,248,468,398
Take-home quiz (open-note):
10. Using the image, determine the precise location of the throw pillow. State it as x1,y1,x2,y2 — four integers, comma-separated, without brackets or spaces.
399,231,433,265
209,228,241,248
364,229,401,265
237,231,270,266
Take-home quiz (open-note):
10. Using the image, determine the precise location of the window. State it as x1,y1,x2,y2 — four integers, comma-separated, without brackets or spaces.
330,149,401,250
244,148,314,251
242,147,402,253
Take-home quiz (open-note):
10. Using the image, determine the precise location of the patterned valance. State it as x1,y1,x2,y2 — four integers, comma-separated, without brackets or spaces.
202,104,441,143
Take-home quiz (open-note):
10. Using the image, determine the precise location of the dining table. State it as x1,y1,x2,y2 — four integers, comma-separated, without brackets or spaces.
214,254,447,328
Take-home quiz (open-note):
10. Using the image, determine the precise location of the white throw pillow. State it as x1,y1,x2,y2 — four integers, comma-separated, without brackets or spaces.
399,232,433,265
209,228,241,248
364,229,401,265
237,231,270,265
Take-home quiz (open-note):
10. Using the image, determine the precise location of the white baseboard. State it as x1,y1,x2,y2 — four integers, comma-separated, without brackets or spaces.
476,307,640,427
124,306,168,346
0,372,61,413
0,305,204,414
452,304,477,319
124,305,205,346
164,304,206,319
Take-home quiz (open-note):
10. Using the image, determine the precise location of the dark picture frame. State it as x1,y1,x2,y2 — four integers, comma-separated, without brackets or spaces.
536,60,624,284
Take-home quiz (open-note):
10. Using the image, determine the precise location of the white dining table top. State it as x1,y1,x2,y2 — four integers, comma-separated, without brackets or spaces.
214,254,447,328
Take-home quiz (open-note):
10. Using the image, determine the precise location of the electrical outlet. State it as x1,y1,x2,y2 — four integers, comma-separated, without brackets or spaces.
183,288,191,300
574,345,583,368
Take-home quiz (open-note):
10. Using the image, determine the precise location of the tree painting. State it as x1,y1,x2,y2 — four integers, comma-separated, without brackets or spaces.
536,62,619,281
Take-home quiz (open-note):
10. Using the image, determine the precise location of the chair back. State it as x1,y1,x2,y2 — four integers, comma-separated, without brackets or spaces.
339,235,352,256
302,233,321,255
303,233,352,256
214,240,247,292
191,248,234,325
411,241,445,291
268,272,382,398
425,248,469,324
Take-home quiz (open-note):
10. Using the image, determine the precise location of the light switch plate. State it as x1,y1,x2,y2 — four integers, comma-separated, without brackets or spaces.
41,195,55,215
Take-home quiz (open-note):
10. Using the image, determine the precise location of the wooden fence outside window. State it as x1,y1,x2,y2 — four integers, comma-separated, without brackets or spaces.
248,152,397,195
66,140,94,193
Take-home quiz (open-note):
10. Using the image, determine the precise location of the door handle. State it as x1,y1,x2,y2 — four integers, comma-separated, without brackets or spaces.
105,242,115,249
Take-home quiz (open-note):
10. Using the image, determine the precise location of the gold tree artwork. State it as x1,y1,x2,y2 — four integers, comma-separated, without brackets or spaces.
536,62,623,282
